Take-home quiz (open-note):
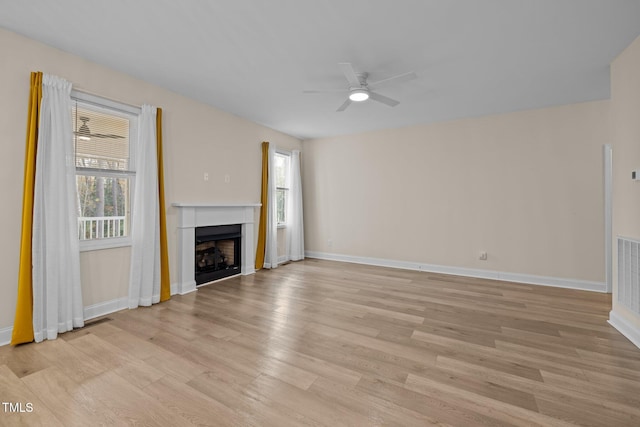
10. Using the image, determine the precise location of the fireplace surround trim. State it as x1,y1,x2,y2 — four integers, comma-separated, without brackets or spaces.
172,203,260,295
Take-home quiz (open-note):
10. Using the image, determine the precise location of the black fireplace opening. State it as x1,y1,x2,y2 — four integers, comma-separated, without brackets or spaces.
195,224,241,285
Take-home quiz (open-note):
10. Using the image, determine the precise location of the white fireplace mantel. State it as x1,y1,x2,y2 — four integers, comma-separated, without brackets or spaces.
172,203,261,294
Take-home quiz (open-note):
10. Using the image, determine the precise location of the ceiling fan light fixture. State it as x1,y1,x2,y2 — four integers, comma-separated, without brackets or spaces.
349,89,369,102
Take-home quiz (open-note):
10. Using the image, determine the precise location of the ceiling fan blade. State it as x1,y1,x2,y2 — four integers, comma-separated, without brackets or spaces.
369,91,400,107
368,71,417,89
92,133,125,139
338,63,362,88
303,89,347,94
336,98,352,112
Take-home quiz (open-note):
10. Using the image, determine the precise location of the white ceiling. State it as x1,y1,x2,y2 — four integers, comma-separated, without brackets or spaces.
1,1,639,139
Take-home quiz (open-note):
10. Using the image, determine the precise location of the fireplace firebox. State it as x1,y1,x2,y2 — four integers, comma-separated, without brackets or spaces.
195,224,241,285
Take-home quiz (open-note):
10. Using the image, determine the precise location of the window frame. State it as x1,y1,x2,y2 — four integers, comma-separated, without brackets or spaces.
275,150,291,228
71,90,140,252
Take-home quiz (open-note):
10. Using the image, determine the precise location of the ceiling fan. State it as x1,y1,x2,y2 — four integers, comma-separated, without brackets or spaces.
74,116,125,141
305,63,417,112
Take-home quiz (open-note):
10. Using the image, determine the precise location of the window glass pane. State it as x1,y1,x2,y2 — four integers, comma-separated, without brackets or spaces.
277,188,287,224
73,103,130,171
77,175,130,240
275,152,291,225
275,153,289,188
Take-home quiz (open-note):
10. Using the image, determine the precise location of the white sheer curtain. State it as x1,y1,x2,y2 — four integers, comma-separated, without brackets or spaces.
287,150,304,261
129,105,161,308
264,144,279,268
32,74,84,342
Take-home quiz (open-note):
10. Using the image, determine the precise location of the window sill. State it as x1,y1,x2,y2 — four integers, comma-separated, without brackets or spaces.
277,224,287,229
79,237,132,252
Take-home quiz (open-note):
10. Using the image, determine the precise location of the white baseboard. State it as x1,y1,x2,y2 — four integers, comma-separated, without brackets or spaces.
278,255,290,265
1,282,209,347
609,310,640,349
1,296,131,347
0,253,607,348
0,326,12,347
179,280,198,295
305,251,607,293
83,297,129,321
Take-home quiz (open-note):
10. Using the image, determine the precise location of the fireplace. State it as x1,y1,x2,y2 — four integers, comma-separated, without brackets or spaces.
172,203,259,295
195,224,241,285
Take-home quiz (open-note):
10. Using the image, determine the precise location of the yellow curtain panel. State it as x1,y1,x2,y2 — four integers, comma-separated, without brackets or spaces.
157,108,171,302
255,141,269,270
12,72,43,345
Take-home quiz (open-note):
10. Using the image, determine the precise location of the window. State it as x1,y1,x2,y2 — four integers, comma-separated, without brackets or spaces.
274,151,290,226
72,91,139,250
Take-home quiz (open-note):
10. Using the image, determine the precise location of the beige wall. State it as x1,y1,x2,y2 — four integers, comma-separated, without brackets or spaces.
611,35,640,332
0,28,301,331
303,100,608,283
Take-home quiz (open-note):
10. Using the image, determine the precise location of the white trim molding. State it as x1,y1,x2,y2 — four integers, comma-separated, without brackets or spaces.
171,282,180,296
2,279,186,347
84,281,184,322
172,203,260,294
305,251,607,293
1,295,132,347
604,144,613,293
0,326,12,347
609,310,640,349
83,297,129,321
278,255,290,265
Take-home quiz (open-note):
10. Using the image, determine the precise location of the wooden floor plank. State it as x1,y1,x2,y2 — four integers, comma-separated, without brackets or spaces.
356,374,513,426
0,365,65,426
308,376,447,427
80,371,191,426
21,366,119,426
143,374,253,427
31,337,108,384
435,355,640,423
0,259,638,426
404,372,574,427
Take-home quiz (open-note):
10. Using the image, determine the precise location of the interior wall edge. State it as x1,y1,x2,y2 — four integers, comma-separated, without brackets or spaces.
609,309,640,349
305,251,607,293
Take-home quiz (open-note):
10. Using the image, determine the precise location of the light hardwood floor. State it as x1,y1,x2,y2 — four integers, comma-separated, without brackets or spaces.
2,259,640,426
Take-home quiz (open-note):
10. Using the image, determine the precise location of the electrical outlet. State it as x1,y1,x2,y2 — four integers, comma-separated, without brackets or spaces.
327,239,333,248
479,251,488,261
224,174,230,183
204,172,209,181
